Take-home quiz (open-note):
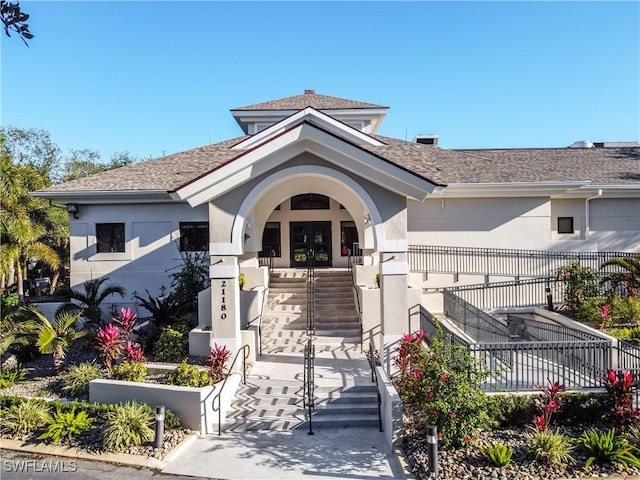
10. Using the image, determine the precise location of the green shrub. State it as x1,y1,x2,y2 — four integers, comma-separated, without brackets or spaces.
62,362,104,396
525,428,574,465
556,261,600,314
153,327,187,362
0,365,27,388
38,407,93,443
577,428,640,469
167,359,212,387
610,295,640,324
483,442,513,467
486,394,537,428
0,398,51,435
393,330,490,449
102,401,154,451
1,291,19,309
111,360,147,382
575,296,606,326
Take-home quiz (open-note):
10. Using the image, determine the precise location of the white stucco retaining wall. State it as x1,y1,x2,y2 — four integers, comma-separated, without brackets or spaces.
376,365,403,448
89,374,241,434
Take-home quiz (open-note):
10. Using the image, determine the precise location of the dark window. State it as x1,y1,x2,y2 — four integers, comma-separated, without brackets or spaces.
96,223,125,253
340,221,359,256
180,222,209,251
260,222,281,257
558,217,574,234
291,194,330,210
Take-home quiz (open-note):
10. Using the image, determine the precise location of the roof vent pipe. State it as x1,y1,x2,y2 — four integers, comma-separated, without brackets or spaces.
569,140,595,149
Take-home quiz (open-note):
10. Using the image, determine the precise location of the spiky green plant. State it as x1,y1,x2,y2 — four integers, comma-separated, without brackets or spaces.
62,361,104,396
525,428,574,465
102,401,154,451
0,398,50,434
577,428,640,469
38,407,93,443
0,364,27,388
483,442,513,467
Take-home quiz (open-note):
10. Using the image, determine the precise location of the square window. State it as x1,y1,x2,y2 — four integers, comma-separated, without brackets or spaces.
558,217,574,234
180,222,209,251
96,223,125,253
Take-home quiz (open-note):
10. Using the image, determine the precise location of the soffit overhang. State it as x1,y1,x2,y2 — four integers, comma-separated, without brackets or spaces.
173,121,438,206
231,107,389,135
436,182,640,199
30,190,174,204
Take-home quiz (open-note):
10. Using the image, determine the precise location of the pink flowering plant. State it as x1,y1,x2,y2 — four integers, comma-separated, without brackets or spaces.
95,308,145,372
603,368,640,433
393,329,490,450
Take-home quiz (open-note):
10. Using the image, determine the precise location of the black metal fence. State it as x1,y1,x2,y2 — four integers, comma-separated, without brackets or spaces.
409,245,633,277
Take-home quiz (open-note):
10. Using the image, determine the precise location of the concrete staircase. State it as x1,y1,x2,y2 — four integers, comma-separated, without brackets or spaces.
226,269,380,432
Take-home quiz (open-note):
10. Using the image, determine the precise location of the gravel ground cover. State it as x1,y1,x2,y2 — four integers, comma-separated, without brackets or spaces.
403,406,640,480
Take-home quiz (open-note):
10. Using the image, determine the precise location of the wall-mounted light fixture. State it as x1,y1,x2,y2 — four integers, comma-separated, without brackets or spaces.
66,203,79,219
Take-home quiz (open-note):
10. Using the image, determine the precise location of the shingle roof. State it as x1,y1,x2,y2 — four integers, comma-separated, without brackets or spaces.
231,90,386,111
39,132,639,195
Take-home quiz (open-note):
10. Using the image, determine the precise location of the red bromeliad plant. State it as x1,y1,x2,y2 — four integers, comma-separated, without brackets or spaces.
113,308,137,338
124,341,145,363
96,324,123,372
532,379,565,432
208,343,232,383
603,368,640,433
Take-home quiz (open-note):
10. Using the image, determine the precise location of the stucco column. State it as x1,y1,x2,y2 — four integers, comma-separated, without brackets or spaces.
209,254,241,358
379,250,409,375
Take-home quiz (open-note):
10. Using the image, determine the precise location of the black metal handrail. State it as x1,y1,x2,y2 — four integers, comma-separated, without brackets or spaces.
258,248,275,272
409,245,634,277
368,341,383,432
303,252,316,435
212,344,250,435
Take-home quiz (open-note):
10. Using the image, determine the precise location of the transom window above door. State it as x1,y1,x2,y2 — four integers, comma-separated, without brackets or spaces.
290,194,330,210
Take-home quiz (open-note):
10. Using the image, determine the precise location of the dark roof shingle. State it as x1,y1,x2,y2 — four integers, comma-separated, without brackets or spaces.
232,91,386,111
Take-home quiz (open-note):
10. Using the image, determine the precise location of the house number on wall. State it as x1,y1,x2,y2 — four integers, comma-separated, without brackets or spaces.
220,280,227,320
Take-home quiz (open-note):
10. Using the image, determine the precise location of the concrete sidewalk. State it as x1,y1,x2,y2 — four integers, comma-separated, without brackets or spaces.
162,427,406,480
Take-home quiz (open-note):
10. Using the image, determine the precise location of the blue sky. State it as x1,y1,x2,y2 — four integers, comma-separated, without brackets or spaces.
2,1,639,162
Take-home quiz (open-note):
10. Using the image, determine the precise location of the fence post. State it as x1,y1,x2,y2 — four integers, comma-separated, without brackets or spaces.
546,278,554,311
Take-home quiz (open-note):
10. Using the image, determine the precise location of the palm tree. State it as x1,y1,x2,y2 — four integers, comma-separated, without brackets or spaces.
26,306,87,371
600,255,640,296
57,277,125,326
0,147,61,300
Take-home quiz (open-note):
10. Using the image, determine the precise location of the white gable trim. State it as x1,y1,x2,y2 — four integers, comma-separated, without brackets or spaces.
174,122,436,206
231,107,384,150
227,165,386,254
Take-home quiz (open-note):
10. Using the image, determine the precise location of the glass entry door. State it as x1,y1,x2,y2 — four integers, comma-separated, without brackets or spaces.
289,221,332,267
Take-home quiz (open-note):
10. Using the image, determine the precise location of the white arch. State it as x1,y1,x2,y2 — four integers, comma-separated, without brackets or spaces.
231,165,385,253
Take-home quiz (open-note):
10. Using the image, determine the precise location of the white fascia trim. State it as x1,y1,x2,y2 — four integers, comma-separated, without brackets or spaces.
231,107,384,150
305,130,436,200
177,123,436,206
30,190,173,204
438,182,593,198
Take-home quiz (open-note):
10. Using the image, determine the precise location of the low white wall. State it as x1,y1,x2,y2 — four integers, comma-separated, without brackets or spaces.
28,302,68,322
376,365,403,448
89,374,242,434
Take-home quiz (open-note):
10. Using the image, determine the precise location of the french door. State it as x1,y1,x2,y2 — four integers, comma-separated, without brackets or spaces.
289,221,332,267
